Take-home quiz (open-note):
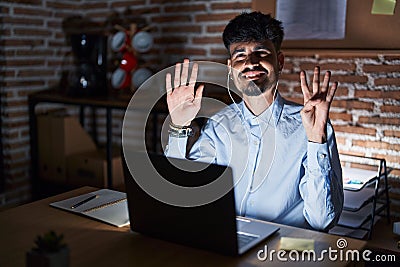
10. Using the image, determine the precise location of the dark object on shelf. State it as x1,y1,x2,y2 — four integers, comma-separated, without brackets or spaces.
68,33,107,97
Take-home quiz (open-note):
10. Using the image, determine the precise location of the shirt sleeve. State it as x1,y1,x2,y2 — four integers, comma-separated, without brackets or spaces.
299,122,344,231
164,135,189,159
165,120,217,164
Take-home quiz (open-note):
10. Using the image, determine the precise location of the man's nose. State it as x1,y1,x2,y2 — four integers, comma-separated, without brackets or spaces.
246,53,260,67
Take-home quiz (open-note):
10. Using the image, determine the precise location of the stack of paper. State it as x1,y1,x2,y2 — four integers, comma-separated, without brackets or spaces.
50,189,129,227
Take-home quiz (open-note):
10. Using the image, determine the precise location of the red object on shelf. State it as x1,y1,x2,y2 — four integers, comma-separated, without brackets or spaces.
119,52,138,72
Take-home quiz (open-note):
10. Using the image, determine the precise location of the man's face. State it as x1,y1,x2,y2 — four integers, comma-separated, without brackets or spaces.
228,40,283,96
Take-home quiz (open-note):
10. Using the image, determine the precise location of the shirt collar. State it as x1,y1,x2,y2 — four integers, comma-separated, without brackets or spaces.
239,92,284,127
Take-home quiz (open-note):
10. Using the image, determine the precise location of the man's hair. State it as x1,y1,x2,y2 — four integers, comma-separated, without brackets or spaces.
222,12,284,52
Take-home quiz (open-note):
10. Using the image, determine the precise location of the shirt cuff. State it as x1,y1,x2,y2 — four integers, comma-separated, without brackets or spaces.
165,136,188,159
307,141,331,175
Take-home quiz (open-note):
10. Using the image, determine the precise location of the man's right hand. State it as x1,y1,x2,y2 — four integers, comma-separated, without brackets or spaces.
166,58,204,126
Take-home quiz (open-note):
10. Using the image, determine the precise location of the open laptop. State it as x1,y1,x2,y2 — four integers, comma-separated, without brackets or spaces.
122,150,279,255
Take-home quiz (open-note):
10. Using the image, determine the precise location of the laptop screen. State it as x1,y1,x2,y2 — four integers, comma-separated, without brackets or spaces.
122,151,240,255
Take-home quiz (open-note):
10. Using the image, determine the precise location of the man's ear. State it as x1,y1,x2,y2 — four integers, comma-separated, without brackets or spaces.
227,59,232,75
278,52,285,71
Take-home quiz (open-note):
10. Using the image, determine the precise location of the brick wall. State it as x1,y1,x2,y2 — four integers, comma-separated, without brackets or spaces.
1,0,399,217
278,51,400,217
0,0,84,206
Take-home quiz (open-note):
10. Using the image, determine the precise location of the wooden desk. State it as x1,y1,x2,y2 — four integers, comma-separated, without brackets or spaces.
367,219,400,253
0,187,367,267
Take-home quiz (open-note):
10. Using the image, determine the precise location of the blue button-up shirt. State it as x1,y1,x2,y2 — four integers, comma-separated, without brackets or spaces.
166,93,343,230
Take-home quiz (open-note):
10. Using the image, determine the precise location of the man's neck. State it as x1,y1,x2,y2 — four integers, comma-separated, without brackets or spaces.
243,89,276,116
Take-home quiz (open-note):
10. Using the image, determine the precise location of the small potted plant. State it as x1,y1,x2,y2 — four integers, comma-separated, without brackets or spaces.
26,230,69,267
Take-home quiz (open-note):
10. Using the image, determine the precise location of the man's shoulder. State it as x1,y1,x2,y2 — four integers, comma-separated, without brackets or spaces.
281,97,303,116
281,97,303,123
211,103,237,118
206,103,239,126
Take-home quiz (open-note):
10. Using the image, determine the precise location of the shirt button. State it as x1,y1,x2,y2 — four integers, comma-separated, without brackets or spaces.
253,140,258,145
319,153,327,159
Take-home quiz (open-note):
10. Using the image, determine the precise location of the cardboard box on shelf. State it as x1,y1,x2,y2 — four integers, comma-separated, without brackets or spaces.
67,148,124,189
37,110,97,183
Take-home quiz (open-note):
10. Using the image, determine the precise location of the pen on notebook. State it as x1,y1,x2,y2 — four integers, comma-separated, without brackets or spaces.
71,195,98,209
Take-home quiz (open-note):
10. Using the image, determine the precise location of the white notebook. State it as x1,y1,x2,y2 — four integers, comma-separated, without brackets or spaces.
50,189,130,227
342,166,378,190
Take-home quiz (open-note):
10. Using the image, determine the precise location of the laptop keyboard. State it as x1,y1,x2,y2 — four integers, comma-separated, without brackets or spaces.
237,233,258,248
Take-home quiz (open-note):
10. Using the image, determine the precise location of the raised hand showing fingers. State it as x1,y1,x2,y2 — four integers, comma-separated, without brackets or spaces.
166,59,204,127
300,66,338,143
301,67,337,104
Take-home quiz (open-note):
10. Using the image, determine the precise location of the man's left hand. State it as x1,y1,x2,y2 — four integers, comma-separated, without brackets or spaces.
300,66,338,143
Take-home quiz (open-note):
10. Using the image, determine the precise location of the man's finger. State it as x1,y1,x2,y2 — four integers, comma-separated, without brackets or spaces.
302,101,315,114
166,73,172,95
193,84,204,105
181,59,189,86
321,71,331,94
302,99,322,113
300,70,311,103
312,66,320,95
326,82,338,103
174,62,181,88
189,62,199,87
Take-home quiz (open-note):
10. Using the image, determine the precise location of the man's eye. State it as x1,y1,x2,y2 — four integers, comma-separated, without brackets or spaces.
235,54,246,61
256,51,269,57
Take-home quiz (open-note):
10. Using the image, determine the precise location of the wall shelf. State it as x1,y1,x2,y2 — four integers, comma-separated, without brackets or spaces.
28,89,167,199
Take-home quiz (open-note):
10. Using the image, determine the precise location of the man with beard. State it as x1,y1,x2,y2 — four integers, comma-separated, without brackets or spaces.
165,12,343,231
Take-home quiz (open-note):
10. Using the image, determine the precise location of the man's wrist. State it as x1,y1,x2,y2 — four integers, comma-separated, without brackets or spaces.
168,122,194,138
170,121,190,128
307,134,327,144
170,120,191,127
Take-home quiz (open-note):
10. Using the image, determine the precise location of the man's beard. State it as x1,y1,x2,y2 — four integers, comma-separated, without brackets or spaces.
236,66,277,96
241,78,276,96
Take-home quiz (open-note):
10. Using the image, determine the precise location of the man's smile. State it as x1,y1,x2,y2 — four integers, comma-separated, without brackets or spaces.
240,70,267,81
